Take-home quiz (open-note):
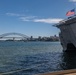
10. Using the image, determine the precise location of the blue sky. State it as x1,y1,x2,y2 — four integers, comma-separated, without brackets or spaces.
0,0,76,37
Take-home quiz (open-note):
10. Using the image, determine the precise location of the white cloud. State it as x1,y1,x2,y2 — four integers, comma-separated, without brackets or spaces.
20,17,63,24
33,18,63,24
69,0,76,2
6,13,63,24
6,13,25,16
20,17,30,21
20,16,37,21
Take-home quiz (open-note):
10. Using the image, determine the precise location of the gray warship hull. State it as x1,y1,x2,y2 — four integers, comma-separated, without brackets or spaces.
55,16,76,51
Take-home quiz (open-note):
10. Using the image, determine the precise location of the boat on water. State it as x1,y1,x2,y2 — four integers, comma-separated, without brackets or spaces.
54,15,76,52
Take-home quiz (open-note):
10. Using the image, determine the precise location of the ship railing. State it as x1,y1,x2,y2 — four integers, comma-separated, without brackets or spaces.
53,15,76,27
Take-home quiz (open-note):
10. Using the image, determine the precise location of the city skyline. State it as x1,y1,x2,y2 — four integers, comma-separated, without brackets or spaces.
0,0,75,37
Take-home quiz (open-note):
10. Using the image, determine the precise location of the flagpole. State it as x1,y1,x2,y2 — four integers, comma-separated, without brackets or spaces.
74,8,75,16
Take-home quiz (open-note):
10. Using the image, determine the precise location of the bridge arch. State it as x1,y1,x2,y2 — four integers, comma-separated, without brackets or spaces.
0,32,29,40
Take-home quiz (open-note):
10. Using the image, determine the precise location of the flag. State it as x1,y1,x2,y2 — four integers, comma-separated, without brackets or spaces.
66,9,75,16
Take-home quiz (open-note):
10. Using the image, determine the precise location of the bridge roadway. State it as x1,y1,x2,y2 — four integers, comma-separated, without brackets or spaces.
0,37,27,38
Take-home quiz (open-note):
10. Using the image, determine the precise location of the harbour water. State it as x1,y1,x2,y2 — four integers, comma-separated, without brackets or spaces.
0,41,76,75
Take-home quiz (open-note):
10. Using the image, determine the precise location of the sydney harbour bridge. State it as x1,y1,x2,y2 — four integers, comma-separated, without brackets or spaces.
0,32,29,41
